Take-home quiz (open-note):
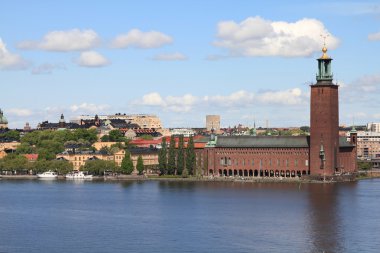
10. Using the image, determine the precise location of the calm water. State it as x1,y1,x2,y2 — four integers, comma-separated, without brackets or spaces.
0,179,379,253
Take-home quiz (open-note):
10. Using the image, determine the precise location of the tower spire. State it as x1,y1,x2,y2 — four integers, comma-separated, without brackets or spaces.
316,36,333,82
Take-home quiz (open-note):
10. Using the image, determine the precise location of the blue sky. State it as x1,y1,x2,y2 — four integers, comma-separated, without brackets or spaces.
1,0,380,129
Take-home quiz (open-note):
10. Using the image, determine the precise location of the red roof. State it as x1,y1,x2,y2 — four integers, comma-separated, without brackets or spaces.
130,139,161,145
23,154,39,161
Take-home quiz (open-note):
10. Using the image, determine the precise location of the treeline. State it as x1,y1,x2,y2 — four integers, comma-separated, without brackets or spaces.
158,135,196,177
16,129,98,160
0,154,73,175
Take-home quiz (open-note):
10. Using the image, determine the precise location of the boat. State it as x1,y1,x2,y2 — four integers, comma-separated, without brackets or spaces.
65,171,93,180
37,170,58,179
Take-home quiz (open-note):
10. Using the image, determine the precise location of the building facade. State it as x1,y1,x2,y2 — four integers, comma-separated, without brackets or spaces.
347,131,380,160
198,47,357,179
206,115,220,132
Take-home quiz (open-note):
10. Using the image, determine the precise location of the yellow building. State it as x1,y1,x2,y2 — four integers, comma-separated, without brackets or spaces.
57,148,158,173
56,151,114,170
0,142,20,159
92,142,118,150
114,148,159,174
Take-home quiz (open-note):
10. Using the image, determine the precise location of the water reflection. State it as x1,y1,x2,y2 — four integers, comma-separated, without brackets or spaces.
306,182,357,252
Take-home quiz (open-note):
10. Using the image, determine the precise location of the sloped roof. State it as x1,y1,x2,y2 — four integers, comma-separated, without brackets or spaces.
216,136,310,148
215,135,355,149
339,137,354,147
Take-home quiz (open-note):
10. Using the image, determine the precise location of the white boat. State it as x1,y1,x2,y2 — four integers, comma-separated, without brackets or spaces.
37,170,58,179
65,171,93,180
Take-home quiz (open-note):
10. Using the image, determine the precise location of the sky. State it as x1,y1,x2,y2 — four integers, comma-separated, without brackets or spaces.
1,0,380,129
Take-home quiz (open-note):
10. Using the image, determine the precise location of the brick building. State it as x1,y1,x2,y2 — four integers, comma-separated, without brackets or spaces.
198,47,357,179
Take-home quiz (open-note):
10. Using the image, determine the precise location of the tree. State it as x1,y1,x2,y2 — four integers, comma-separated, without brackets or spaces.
140,134,153,140
136,155,144,175
358,160,372,171
121,150,134,174
186,136,196,175
84,160,117,175
177,135,185,175
158,137,167,175
167,135,176,175
109,130,125,142
0,130,20,141
300,126,310,133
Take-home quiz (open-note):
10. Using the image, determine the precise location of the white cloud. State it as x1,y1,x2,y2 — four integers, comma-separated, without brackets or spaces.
136,93,198,112
152,52,187,61
32,63,66,74
70,103,110,113
18,29,100,51
77,51,110,67
111,29,172,49
204,90,255,107
257,88,306,105
353,74,380,92
7,108,33,117
368,32,380,41
0,38,29,70
213,16,339,57
135,88,306,113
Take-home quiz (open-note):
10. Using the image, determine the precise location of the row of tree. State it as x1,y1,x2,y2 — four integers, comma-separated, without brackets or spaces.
0,152,146,176
0,154,73,175
158,135,196,176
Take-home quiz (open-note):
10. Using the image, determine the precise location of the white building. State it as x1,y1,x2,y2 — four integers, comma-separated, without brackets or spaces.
170,128,195,137
367,123,380,133
347,131,380,160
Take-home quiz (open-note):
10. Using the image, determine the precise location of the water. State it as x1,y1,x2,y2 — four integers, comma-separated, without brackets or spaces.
0,179,380,253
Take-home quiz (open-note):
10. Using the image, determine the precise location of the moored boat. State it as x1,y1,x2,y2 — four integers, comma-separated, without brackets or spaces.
65,171,93,180
37,170,58,179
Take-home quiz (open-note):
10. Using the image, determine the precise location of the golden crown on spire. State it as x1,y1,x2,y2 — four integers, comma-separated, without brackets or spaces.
320,34,330,59
321,46,330,59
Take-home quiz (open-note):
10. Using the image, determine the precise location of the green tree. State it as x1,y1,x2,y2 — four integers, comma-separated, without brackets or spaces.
358,160,372,171
121,150,134,174
186,136,196,175
136,155,144,175
0,154,29,174
16,143,37,154
300,126,310,133
100,135,110,142
158,137,167,175
167,135,176,175
0,130,20,141
140,134,153,140
109,130,125,142
83,160,117,175
177,135,185,175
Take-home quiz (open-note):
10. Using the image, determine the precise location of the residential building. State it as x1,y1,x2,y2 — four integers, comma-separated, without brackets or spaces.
170,128,195,137
346,131,380,160
367,123,380,133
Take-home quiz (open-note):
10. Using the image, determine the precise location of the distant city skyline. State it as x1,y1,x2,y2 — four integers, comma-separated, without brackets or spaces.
1,0,380,128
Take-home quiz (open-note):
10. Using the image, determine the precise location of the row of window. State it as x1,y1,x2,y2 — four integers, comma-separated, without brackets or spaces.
219,157,308,167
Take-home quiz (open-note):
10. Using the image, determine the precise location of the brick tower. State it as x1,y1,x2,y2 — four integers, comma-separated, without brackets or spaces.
310,46,339,177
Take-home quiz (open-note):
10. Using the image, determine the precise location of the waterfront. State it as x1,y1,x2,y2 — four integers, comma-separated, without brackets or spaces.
0,179,380,253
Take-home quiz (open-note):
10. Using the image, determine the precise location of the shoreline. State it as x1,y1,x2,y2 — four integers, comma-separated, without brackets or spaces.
1,173,374,183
